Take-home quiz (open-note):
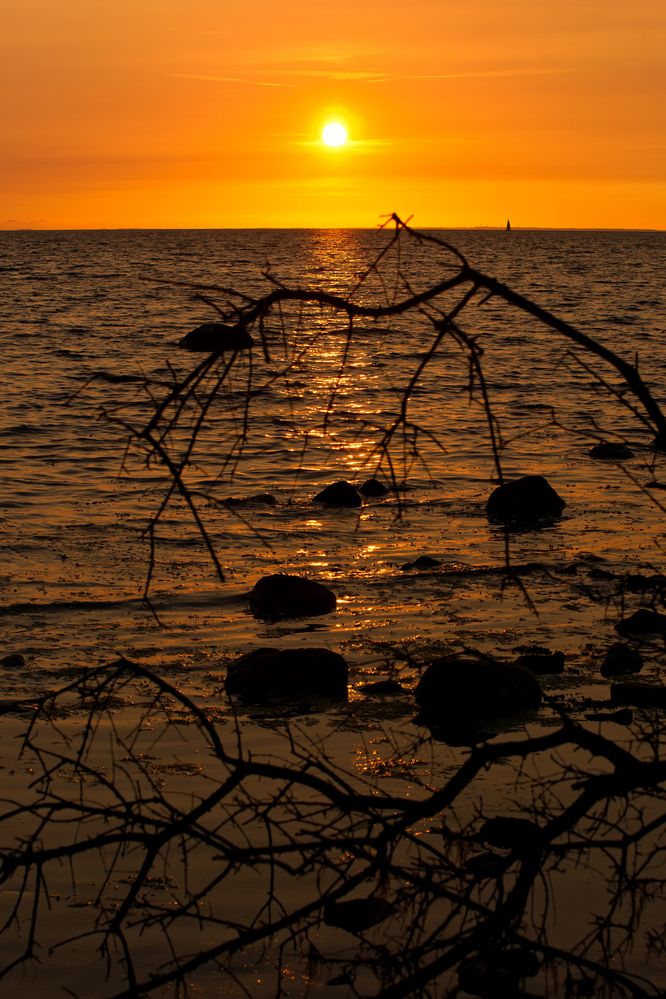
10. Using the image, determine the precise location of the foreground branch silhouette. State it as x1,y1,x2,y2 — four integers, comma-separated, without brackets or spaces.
89,215,666,599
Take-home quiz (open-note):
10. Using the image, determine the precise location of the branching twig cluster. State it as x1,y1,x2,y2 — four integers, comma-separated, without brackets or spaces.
83,215,666,605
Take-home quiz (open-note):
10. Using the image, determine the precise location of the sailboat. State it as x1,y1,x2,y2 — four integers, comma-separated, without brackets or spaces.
506,219,511,232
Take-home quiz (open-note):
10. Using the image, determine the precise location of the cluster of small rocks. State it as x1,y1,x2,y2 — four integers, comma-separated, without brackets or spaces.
224,567,666,721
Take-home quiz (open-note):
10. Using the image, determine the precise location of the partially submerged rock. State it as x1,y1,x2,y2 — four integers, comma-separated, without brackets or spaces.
458,947,540,998
585,708,634,724
588,441,634,460
179,322,254,353
600,642,643,678
610,681,666,710
225,646,348,701
248,573,336,620
400,555,441,572
623,572,666,595
313,480,363,507
220,493,277,507
480,816,544,852
514,647,565,674
359,478,390,498
323,896,393,933
615,608,666,636
358,679,405,696
414,656,542,724
0,653,25,669
486,475,565,528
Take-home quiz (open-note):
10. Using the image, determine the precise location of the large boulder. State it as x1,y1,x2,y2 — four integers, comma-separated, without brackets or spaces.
179,322,254,353
313,481,363,507
486,475,565,528
248,573,336,620
415,656,542,724
225,647,348,701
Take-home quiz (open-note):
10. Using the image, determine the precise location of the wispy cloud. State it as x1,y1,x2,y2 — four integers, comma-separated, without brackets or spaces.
170,65,568,90
169,73,296,89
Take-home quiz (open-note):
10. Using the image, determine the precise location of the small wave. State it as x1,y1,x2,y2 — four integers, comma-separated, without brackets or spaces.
0,424,48,437
0,596,143,615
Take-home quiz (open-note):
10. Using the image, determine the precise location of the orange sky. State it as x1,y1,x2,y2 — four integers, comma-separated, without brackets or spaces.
2,0,664,229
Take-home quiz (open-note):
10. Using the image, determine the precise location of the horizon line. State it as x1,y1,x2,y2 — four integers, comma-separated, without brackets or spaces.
1,225,664,234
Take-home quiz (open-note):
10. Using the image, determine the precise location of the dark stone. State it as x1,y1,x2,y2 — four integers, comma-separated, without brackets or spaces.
225,646,348,701
358,679,405,696
458,946,540,998
610,682,666,709
600,642,643,678
412,555,440,570
463,851,510,877
514,647,565,674
416,722,491,746
588,567,615,580
313,480,363,507
179,322,254,353
588,441,634,459
248,574,336,620
221,493,277,507
480,816,544,852
400,555,441,571
615,608,666,635
486,475,565,528
0,653,25,669
323,896,393,932
358,477,390,498
623,572,666,594
584,708,634,724
414,657,542,723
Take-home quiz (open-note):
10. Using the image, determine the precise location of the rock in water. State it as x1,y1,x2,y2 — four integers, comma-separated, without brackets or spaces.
588,441,634,459
313,480,363,507
615,608,666,635
179,322,254,352
359,478,390,497
323,896,393,932
225,647,348,701
486,475,565,528
0,653,25,669
248,573,336,620
401,555,441,571
610,682,666,709
415,656,542,723
601,642,643,677
514,647,565,674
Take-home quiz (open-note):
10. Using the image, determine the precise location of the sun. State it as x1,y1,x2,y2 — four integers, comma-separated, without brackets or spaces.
322,122,348,148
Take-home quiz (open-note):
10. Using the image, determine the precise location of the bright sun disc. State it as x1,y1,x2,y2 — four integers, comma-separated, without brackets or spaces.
322,122,348,147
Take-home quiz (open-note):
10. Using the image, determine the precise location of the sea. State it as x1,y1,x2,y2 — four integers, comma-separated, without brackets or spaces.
1,227,665,698
0,227,665,995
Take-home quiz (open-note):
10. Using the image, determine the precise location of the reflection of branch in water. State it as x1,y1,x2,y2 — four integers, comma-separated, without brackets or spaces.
0,659,664,997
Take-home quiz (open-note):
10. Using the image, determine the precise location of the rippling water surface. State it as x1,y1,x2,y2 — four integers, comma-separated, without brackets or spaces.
1,228,665,698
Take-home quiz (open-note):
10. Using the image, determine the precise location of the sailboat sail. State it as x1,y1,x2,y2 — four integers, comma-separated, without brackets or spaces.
506,219,511,231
